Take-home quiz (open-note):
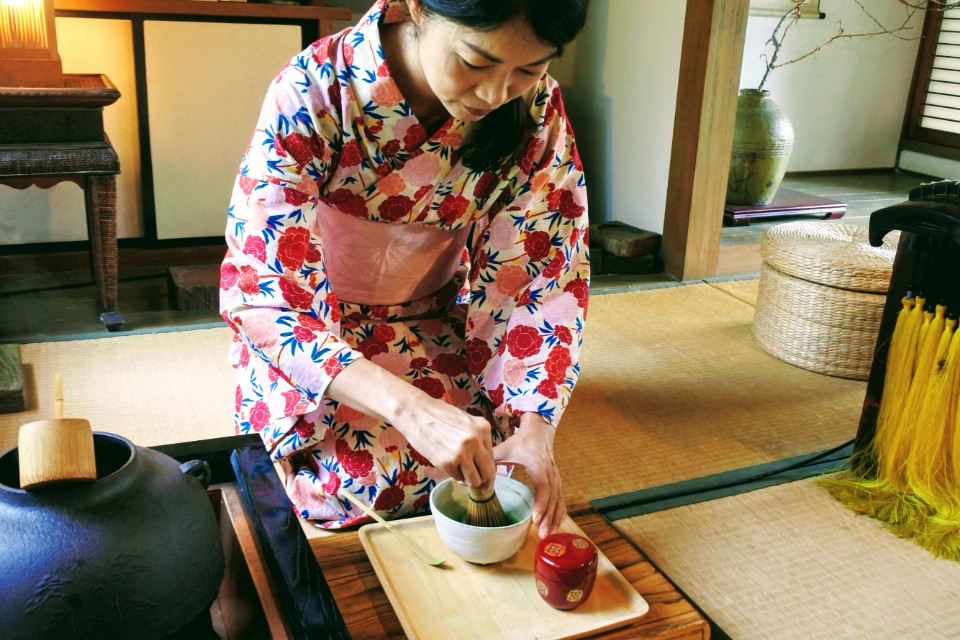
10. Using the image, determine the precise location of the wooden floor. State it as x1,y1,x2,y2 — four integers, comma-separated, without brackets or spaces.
715,170,926,278
0,169,929,343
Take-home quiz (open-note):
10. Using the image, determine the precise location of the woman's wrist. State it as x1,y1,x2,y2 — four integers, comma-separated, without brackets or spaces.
518,412,556,434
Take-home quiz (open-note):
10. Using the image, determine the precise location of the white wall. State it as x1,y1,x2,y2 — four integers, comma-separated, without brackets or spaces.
561,0,686,234
740,0,922,171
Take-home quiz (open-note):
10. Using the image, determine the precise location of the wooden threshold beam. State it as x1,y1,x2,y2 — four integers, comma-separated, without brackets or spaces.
662,0,749,280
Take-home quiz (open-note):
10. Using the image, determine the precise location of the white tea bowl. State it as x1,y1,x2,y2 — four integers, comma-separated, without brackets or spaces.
429,475,534,565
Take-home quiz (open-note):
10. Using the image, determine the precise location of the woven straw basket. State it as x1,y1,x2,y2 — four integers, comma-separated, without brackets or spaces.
753,221,900,380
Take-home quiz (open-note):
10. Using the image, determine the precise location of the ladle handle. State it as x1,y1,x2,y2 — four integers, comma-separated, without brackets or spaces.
54,373,63,420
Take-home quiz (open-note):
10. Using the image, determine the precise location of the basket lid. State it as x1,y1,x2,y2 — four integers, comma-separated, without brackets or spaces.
760,221,898,293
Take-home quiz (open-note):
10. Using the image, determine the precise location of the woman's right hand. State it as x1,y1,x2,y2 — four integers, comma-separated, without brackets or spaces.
325,359,497,490
394,397,497,490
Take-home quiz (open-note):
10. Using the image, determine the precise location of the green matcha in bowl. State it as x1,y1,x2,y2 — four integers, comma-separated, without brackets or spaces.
429,475,534,564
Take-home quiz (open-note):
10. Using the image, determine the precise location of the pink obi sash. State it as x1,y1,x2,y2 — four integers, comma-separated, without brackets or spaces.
316,208,471,306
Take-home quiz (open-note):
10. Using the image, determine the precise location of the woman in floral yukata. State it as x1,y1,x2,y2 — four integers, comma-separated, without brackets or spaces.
220,0,589,539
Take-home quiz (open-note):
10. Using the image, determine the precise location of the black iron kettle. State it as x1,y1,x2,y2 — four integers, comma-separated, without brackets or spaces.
0,379,224,639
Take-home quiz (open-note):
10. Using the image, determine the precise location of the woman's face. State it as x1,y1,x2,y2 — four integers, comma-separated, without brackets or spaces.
410,5,557,122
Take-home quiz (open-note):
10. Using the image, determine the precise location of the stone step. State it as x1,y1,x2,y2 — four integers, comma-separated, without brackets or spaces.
593,221,661,258
168,264,220,311
0,344,25,414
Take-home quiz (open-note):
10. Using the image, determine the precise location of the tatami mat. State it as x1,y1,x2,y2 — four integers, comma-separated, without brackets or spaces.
0,327,236,452
617,478,960,640
2,280,927,639
554,282,864,501
1,281,866,507
708,278,760,306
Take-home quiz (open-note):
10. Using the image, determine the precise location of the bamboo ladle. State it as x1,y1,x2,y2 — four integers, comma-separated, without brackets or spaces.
18,373,97,489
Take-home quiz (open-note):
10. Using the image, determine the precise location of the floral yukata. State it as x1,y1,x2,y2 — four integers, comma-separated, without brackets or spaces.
220,0,589,528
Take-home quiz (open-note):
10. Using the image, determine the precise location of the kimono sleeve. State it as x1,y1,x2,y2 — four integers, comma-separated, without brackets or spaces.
466,83,589,428
220,42,362,414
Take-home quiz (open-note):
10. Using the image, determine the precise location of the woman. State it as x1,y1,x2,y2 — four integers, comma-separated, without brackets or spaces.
220,0,589,539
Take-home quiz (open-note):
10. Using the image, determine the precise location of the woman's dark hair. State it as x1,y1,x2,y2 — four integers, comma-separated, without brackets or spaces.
419,0,589,172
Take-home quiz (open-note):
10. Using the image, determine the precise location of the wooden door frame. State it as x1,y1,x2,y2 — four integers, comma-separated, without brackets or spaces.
662,0,750,281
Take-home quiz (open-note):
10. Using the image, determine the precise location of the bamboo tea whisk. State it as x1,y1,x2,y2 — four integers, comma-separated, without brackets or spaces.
18,373,97,490
465,485,507,527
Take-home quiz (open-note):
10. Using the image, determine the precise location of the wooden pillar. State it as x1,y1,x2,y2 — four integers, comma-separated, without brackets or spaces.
662,0,749,281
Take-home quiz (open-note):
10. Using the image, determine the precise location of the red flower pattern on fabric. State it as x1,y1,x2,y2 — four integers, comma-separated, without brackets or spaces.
277,227,311,271
293,326,316,343
465,338,493,376
437,194,469,225
358,337,388,358
563,278,589,309
373,324,396,341
243,235,267,263
220,263,240,290
431,353,466,376
300,314,326,331
536,379,559,399
328,188,369,217
544,345,571,384
339,445,373,478
473,171,498,199
239,175,258,195
378,194,415,221
238,266,260,295
283,390,303,415
542,252,566,280
524,231,552,262
407,445,433,467
323,355,344,377
403,123,427,150
281,132,323,168
278,276,314,309
284,187,310,207
553,325,572,345
322,472,340,495
506,325,543,359
295,420,315,438
412,376,445,399
249,400,270,432
340,139,364,168
374,485,404,511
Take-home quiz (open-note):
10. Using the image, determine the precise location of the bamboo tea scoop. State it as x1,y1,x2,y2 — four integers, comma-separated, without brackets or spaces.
18,373,97,490
337,488,446,567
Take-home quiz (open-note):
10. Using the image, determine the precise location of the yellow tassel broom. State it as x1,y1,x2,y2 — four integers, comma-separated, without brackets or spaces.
820,297,960,562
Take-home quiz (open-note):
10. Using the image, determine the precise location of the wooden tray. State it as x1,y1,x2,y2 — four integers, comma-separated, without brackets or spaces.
358,515,649,640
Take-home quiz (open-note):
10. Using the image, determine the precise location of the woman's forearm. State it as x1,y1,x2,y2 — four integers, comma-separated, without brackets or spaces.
325,359,497,488
324,358,416,425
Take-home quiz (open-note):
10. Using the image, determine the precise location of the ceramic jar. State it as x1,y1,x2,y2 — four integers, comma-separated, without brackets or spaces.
534,532,598,610
0,432,224,640
727,88,795,206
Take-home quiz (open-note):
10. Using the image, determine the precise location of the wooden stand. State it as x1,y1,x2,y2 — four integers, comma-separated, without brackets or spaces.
723,187,847,227
0,74,123,329
229,442,710,639
151,437,711,639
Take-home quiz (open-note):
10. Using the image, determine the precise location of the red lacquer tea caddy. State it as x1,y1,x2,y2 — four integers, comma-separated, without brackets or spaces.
534,532,598,610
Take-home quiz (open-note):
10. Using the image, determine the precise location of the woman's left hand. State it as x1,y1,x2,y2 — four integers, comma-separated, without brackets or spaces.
492,413,565,538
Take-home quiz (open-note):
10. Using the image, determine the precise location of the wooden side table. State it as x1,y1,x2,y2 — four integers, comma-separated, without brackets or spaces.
0,74,124,329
